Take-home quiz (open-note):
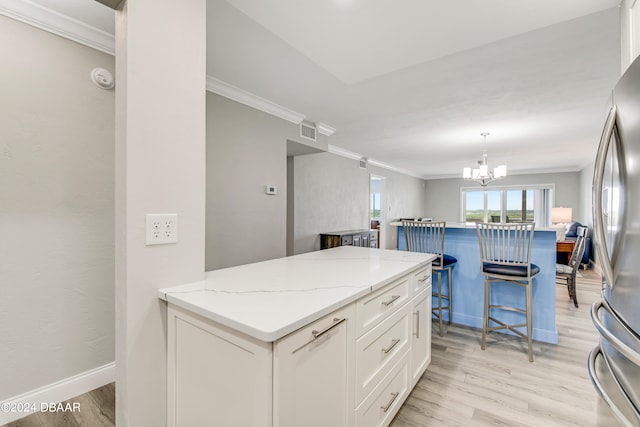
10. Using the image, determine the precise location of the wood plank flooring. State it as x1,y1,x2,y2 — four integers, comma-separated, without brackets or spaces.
391,268,604,427
2,383,114,427
4,269,604,427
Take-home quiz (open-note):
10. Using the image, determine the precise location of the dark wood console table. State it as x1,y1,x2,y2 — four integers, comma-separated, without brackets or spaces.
556,240,575,265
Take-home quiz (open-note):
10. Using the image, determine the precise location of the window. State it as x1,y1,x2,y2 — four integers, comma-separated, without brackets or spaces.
461,185,552,226
506,190,534,223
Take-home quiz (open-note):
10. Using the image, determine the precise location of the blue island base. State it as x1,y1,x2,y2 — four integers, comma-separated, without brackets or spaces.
398,224,558,344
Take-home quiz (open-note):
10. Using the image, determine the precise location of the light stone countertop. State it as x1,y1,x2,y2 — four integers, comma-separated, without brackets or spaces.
158,246,435,342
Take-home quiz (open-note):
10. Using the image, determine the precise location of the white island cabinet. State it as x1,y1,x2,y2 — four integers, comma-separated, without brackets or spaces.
159,246,434,427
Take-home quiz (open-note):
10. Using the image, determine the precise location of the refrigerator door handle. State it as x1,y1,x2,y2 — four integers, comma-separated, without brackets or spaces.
589,344,640,427
593,105,617,289
591,299,640,368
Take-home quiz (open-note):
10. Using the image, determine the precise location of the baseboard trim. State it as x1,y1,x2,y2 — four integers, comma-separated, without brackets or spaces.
0,362,115,425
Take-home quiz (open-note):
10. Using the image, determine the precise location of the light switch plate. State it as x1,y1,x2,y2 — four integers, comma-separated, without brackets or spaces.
146,214,178,245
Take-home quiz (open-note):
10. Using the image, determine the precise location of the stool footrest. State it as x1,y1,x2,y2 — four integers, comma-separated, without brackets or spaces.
486,316,528,339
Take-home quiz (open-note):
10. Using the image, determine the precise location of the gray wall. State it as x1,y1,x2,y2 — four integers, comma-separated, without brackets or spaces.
424,171,582,223
205,93,326,270
579,161,597,266
374,165,427,249
0,16,115,400
579,161,595,227
206,92,287,269
292,153,426,253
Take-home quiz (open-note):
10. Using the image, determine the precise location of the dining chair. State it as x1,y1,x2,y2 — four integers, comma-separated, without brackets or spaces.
403,220,457,336
555,226,587,308
476,222,539,362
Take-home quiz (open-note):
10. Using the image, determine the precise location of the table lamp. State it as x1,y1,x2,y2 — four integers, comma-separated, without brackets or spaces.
551,207,572,240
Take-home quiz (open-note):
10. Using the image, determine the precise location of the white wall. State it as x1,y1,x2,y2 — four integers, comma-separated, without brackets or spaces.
0,15,115,400
292,153,426,253
114,1,206,425
620,0,640,73
424,171,582,223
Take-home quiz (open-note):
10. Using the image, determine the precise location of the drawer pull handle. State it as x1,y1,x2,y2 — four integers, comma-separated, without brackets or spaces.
418,275,429,283
413,310,420,338
381,392,400,413
382,295,401,307
311,317,346,340
382,338,401,354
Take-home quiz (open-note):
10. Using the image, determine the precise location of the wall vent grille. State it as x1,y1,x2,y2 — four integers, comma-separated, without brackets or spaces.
300,123,317,141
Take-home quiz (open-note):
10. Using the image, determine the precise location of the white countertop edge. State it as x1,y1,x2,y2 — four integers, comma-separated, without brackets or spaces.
164,286,374,342
159,259,433,342
368,259,433,292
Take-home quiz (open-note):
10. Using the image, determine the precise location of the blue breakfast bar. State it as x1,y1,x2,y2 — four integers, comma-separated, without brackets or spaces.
394,222,558,344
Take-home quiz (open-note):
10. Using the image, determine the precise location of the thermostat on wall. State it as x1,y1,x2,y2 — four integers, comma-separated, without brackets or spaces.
265,185,277,195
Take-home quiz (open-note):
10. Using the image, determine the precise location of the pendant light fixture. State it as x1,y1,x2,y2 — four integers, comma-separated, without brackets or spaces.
462,132,507,186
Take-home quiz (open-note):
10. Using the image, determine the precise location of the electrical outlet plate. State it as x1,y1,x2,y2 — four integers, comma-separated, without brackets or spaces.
146,214,178,245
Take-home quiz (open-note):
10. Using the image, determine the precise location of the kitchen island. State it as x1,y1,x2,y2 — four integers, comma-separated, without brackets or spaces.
392,221,558,343
159,246,435,427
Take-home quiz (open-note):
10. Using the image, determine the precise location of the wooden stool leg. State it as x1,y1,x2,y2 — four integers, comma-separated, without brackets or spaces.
568,278,578,308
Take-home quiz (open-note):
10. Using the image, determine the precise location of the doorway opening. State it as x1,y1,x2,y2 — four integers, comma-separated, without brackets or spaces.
370,175,385,248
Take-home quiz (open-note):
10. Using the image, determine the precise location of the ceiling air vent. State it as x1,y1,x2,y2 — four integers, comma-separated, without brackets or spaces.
300,122,317,142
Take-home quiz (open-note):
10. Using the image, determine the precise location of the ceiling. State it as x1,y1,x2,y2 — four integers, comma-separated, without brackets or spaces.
19,0,622,178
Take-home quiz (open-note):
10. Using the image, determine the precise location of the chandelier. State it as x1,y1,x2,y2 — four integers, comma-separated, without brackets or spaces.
462,132,507,186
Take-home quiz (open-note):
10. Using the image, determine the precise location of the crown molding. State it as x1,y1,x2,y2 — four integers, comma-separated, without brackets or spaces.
206,76,306,125
1,1,342,139
316,122,336,136
328,145,424,179
0,0,115,55
367,158,425,179
328,144,362,161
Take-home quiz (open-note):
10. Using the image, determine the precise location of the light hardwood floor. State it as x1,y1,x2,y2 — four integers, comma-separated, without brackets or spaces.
2,383,115,427
391,267,604,427
4,270,603,427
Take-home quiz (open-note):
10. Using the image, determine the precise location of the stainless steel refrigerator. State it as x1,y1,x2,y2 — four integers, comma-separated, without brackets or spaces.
589,56,640,426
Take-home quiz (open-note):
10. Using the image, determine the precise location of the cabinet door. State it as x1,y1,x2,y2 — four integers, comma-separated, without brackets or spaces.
167,305,272,427
409,287,432,388
274,304,355,427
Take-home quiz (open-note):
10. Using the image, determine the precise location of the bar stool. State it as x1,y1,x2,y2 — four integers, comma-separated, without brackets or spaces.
476,222,539,362
403,220,457,336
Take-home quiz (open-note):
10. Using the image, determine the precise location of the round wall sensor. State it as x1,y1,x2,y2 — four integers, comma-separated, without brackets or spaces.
91,68,115,90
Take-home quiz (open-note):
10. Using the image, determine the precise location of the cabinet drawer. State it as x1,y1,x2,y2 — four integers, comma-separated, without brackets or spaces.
412,266,432,296
355,354,409,427
355,304,410,404
356,277,410,337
